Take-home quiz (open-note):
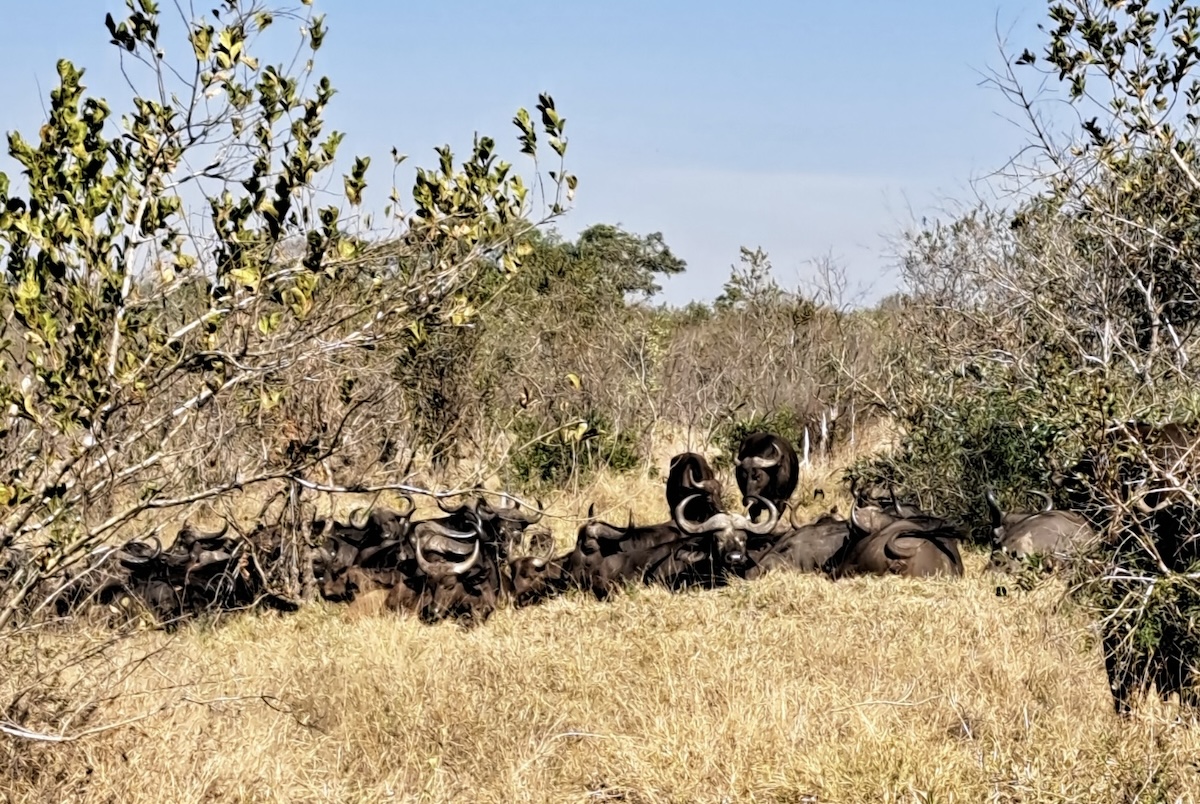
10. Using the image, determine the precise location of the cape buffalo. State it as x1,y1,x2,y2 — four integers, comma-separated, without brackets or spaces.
829,502,965,579
744,509,850,580
735,432,800,517
672,493,781,569
513,496,780,603
312,500,415,601
436,493,546,560
407,513,501,627
508,550,573,607
666,452,724,522
1057,421,1200,713
985,488,1096,573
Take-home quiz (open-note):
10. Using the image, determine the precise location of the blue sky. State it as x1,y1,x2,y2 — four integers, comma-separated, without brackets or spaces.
0,1,1050,306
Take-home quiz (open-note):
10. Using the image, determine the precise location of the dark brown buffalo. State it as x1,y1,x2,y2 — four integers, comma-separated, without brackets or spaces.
312,498,417,601
985,488,1096,572
828,502,965,580
672,493,781,569
407,513,501,627
436,493,546,559
570,517,713,598
1057,421,1200,714
1104,620,1198,716
849,476,926,519
666,452,724,522
1056,422,1198,527
508,551,573,607
50,523,297,628
744,509,850,579
735,432,800,517
511,496,780,604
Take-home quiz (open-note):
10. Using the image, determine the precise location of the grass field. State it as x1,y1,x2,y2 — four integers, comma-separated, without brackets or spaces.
4,448,1200,802
5,539,1200,800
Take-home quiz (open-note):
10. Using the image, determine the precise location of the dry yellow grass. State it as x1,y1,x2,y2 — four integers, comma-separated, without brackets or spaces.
5,546,1200,803
6,433,1200,803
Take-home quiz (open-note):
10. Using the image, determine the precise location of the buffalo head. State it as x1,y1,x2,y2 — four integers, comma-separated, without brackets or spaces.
672,493,780,566
735,432,799,515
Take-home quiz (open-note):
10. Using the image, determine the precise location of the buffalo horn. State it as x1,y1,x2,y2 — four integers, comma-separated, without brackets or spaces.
192,548,233,569
1134,494,1175,514
743,443,782,470
888,485,922,518
435,495,458,514
984,487,1004,530
530,535,556,568
850,501,871,534
415,535,481,577
673,494,732,534
1030,490,1054,512
349,506,371,529
413,518,479,552
740,496,780,534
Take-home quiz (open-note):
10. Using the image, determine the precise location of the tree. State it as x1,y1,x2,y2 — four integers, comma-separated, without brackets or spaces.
863,0,1200,709
0,0,576,628
714,246,782,311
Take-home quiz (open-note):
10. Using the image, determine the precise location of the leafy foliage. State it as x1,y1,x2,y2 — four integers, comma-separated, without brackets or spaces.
506,409,640,488
0,0,576,627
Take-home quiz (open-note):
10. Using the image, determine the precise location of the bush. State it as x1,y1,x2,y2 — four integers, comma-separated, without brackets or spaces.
505,410,642,489
713,410,808,470
849,362,1068,542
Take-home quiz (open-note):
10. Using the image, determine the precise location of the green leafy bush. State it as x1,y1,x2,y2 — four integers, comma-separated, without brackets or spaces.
506,410,641,489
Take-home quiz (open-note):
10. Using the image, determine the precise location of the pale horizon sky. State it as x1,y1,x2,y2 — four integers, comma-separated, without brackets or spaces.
0,1,1054,306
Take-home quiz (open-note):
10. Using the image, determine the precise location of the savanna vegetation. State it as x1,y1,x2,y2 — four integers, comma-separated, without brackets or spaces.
7,0,1200,801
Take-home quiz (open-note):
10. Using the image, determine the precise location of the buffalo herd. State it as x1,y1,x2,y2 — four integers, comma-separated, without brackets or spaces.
27,422,1200,714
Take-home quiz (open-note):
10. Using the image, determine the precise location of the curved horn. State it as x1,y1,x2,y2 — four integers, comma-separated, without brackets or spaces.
850,501,870,534
587,502,596,521
744,443,782,469
672,494,733,535
394,494,415,517
472,496,499,521
1134,494,1174,514
687,463,703,487
530,531,557,568
144,534,163,561
789,501,803,529
1030,490,1054,512
493,494,544,525
436,495,467,515
985,487,1004,529
348,506,371,529
419,519,479,541
416,534,481,577
739,497,779,535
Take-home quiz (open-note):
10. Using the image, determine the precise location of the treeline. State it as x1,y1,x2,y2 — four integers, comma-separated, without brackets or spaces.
383,226,894,490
